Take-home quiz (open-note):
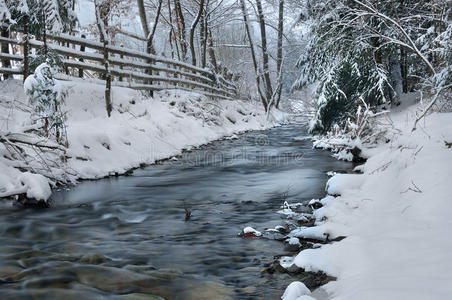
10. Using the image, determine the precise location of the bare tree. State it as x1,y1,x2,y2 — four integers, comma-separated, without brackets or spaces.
275,0,284,108
255,0,273,110
240,0,266,110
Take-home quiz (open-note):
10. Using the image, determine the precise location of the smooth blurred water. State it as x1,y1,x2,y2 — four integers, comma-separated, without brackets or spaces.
0,123,352,299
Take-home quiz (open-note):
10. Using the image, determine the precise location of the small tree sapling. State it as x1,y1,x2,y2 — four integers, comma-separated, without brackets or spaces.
24,62,68,145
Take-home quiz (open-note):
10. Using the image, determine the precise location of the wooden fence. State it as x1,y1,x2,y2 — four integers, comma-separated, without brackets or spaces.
0,31,239,100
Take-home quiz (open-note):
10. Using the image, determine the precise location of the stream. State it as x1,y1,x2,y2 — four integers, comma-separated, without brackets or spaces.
0,123,352,299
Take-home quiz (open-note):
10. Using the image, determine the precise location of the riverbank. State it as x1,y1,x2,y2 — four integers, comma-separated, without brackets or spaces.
0,79,287,204
280,98,452,299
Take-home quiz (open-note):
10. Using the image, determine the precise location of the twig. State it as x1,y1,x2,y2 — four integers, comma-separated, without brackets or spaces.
401,180,422,194
369,160,391,174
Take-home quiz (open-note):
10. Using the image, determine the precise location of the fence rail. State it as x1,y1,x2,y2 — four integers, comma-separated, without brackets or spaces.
0,31,239,100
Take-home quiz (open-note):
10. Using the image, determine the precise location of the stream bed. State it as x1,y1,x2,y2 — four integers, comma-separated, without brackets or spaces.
0,123,352,299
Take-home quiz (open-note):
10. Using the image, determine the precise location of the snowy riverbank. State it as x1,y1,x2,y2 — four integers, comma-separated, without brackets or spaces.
0,79,287,204
281,100,452,300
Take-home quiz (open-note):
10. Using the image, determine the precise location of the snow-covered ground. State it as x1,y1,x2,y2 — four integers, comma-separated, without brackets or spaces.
283,99,452,299
0,79,287,203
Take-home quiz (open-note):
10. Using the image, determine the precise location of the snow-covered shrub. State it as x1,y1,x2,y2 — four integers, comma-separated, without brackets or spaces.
313,100,391,161
24,62,68,144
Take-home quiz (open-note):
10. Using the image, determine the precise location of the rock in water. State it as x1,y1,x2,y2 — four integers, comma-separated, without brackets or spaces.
241,226,262,238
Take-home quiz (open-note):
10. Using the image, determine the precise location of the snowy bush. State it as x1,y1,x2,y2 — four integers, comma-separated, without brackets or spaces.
313,99,392,162
24,62,68,144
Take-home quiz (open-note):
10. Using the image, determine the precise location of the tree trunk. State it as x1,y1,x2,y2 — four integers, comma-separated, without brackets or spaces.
137,0,150,39
240,0,266,110
41,2,48,55
400,46,408,93
23,17,29,82
275,0,284,108
147,0,163,55
189,0,205,66
200,10,206,68
145,0,163,97
167,0,180,60
95,0,112,117
174,0,187,60
1,28,10,80
255,0,273,108
207,29,217,72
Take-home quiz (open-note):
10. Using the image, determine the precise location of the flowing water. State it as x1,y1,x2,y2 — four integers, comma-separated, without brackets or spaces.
0,123,352,300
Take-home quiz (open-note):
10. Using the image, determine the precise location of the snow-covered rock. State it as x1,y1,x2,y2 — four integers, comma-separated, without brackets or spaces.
242,226,262,237
18,172,52,201
281,281,311,300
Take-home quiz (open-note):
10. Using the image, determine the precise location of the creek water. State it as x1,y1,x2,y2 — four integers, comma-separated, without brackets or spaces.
0,123,352,299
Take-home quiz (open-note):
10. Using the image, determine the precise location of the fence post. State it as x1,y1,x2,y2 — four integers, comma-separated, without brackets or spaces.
147,58,154,97
119,43,123,82
78,34,86,78
23,16,29,81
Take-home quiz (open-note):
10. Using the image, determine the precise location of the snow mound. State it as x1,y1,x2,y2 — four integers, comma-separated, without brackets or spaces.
19,172,52,201
282,281,311,300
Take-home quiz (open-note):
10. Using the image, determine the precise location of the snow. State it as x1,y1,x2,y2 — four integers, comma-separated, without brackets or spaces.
284,99,452,299
18,172,52,201
282,281,311,300
0,79,287,202
287,237,301,246
289,226,328,241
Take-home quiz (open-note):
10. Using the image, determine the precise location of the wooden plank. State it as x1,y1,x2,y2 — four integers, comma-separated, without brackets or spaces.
0,36,21,45
27,40,222,87
61,59,233,97
55,73,234,100
0,67,22,74
45,33,214,75
0,52,23,61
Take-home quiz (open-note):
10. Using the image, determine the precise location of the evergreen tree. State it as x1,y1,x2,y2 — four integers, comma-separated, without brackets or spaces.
6,0,76,36
294,0,451,134
24,62,68,144
0,0,11,22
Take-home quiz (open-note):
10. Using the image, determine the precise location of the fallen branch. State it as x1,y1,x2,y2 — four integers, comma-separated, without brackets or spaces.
0,132,66,152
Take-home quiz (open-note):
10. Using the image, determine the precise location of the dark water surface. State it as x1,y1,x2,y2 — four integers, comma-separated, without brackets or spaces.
0,123,351,299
